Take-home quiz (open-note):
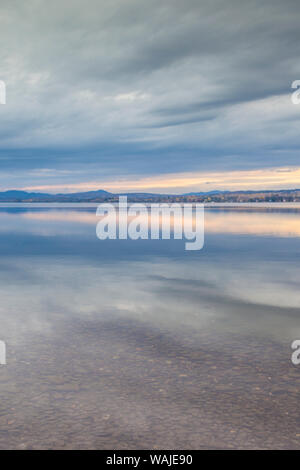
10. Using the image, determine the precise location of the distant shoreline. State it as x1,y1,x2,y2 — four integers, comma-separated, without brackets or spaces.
1,188,300,205
1,202,300,209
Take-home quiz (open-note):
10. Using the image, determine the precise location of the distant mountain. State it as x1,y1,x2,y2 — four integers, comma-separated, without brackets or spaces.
0,189,113,201
183,190,230,196
0,189,167,201
118,192,166,198
185,189,300,197
0,188,300,202
55,190,112,199
0,190,51,200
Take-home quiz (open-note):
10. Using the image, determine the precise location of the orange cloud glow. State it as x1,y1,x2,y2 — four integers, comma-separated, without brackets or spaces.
23,166,300,194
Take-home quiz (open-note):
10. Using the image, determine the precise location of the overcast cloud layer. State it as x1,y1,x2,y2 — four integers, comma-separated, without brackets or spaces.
0,0,300,191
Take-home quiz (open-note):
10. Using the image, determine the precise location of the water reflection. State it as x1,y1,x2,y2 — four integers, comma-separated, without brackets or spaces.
7,205,300,238
0,206,299,449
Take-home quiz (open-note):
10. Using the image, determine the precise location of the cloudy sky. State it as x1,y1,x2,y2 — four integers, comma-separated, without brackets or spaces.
0,0,300,193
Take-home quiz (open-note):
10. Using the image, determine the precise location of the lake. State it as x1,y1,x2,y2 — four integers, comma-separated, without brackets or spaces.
0,204,299,449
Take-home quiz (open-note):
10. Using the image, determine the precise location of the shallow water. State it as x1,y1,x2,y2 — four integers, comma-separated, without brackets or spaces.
0,205,299,449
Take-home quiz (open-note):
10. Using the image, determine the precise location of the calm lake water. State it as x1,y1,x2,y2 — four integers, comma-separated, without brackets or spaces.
0,204,299,449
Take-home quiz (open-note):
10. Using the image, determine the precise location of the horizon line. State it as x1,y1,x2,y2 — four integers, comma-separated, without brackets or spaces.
1,187,300,196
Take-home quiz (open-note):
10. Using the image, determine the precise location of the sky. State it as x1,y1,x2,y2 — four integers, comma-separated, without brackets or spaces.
0,0,300,194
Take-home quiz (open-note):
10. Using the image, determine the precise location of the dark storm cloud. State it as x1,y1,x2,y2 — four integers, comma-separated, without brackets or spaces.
0,0,300,187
